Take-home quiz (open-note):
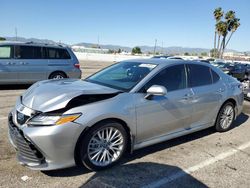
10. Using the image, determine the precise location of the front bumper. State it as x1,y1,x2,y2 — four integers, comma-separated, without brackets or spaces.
8,110,84,170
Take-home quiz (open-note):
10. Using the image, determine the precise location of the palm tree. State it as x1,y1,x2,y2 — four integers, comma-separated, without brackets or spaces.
220,10,240,57
213,7,223,57
213,8,240,58
216,21,227,58
224,18,240,49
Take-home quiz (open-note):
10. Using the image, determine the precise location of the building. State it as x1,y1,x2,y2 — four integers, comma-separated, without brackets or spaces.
71,45,109,54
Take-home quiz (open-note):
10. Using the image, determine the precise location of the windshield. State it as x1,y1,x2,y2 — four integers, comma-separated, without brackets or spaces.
86,61,157,91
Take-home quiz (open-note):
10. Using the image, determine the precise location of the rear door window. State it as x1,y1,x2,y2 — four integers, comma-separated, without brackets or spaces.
46,48,71,59
15,45,42,59
0,46,12,59
187,64,212,87
211,69,220,83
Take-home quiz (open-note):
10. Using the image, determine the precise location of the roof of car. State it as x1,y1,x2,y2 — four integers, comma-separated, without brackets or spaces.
0,41,67,48
120,58,211,67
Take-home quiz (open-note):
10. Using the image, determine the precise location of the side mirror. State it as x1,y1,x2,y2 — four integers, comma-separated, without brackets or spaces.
145,85,167,99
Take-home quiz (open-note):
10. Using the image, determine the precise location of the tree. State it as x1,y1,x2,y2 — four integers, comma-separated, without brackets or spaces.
213,8,240,58
213,7,223,58
132,46,142,54
117,48,121,53
201,52,208,56
224,18,240,52
0,37,6,41
184,52,190,56
210,48,219,57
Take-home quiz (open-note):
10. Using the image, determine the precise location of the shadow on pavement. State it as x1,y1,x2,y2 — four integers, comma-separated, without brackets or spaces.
80,162,208,188
0,84,31,90
232,113,249,128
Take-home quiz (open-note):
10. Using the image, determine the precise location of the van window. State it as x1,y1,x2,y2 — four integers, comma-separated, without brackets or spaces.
187,64,212,87
46,48,70,59
0,46,11,59
15,46,42,59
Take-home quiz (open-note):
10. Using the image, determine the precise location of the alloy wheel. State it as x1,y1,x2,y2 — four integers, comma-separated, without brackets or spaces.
219,105,234,129
87,127,124,167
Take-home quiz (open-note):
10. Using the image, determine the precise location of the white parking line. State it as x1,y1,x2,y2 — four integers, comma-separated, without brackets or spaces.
144,141,250,188
0,117,7,120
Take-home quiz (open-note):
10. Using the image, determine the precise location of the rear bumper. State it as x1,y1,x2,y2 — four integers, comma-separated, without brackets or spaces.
68,69,82,79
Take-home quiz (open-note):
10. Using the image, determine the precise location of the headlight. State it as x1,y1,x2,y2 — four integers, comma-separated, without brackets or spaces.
27,113,81,126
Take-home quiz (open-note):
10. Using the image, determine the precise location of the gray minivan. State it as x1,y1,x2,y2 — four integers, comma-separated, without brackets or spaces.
0,42,81,84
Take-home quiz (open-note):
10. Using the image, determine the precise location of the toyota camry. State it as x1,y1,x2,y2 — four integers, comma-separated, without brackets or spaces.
8,59,244,171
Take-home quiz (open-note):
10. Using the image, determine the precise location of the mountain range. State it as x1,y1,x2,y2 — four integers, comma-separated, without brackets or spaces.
4,36,246,55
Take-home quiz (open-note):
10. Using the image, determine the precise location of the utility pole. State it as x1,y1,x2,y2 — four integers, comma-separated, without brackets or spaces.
161,41,163,54
153,39,157,55
15,27,17,41
97,35,100,48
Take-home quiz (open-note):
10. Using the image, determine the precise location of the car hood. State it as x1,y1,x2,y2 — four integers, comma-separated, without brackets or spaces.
21,79,120,112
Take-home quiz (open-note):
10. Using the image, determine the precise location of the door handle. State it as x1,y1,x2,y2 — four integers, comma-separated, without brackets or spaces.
217,88,225,93
20,62,28,65
182,93,193,100
6,62,15,65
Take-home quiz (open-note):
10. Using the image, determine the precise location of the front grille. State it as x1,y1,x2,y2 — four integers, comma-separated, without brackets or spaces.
8,114,45,165
16,111,30,125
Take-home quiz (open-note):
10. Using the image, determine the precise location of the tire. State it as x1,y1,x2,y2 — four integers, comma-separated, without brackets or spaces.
78,121,128,171
49,72,67,79
215,102,235,132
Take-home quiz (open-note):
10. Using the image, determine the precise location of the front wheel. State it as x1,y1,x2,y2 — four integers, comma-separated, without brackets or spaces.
79,121,128,171
215,102,235,132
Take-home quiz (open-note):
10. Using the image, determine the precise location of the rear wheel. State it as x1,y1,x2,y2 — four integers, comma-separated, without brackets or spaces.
215,102,235,132
78,121,127,171
49,72,67,79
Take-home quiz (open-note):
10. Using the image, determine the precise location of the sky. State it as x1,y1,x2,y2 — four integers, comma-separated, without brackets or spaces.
1,0,250,51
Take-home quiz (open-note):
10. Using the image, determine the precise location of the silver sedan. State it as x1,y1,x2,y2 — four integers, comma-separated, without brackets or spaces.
8,59,244,171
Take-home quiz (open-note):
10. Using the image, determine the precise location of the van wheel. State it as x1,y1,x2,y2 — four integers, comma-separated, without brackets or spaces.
49,72,67,79
215,102,235,132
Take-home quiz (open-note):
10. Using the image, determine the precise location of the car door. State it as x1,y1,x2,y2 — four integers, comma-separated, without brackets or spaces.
187,64,222,129
135,64,194,143
0,45,18,84
13,45,48,83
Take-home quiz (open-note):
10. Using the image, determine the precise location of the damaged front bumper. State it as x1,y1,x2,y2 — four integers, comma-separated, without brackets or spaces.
8,109,84,170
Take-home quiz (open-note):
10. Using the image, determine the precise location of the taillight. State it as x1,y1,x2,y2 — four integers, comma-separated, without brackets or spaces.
74,63,80,69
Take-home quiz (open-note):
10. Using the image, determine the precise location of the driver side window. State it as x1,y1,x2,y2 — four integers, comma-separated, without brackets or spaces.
139,64,187,93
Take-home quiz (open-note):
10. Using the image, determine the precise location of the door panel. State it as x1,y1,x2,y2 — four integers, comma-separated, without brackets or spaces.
135,88,194,143
135,64,194,143
14,45,48,83
187,64,222,128
189,83,222,128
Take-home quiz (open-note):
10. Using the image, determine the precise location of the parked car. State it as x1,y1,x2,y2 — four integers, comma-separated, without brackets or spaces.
151,55,183,60
151,55,171,59
211,61,225,67
217,62,234,74
228,63,250,81
8,59,243,171
0,42,81,84
193,59,210,64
